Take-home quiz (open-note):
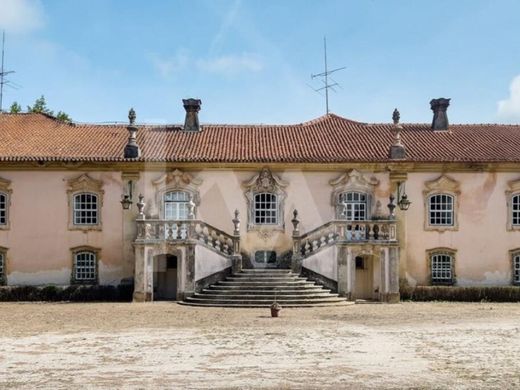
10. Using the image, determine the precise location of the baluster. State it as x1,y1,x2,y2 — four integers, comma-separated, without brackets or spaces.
368,223,374,241
304,240,311,255
328,231,335,243
312,239,319,251
346,225,353,241
145,223,152,239
320,235,326,247
373,224,380,240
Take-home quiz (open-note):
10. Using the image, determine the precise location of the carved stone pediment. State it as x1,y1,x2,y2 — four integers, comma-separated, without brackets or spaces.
506,177,520,195
423,174,460,195
242,167,288,194
0,177,12,194
66,174,104,198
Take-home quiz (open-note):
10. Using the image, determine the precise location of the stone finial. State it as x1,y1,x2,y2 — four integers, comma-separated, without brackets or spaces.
392,108,400,125
124,108,140,158
136,194,145,219
128,108,136,125
183,98,202,132
187,193,196,219
387,193,396,219
430,98,450,131
389,108,406,159
232,209,240,236
291,209,300,235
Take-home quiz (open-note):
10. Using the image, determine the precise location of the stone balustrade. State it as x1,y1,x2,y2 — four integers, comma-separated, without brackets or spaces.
136,219,238,257
295,219,398,257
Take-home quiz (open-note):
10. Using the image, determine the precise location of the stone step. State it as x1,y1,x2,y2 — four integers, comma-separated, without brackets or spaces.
225,276,307,282
195,293,339,299
178,301,352,308
217,280,311,286
203,288,328,295
240,269,292,273
208,284,323,291
184,296,345,305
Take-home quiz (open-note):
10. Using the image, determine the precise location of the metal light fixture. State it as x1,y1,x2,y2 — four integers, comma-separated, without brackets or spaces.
120,180,134,210
397,181,411,211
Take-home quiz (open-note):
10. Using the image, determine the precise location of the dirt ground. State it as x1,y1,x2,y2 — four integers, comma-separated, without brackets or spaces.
0,302,519,389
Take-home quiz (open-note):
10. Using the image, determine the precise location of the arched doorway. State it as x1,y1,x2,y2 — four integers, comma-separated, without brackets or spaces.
153,254,178,300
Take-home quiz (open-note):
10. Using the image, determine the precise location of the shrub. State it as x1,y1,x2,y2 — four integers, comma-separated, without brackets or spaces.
401,286,520,302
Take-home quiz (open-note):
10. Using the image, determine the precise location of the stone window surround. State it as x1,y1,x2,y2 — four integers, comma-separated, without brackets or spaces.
70,245,100,285
423,174,461,232
66,174,104,231
505,178,520,231
243,168,288,232
152,169,202,220
329,170,379,220
426,247,457,286
0,177,12,230
0,246,7,285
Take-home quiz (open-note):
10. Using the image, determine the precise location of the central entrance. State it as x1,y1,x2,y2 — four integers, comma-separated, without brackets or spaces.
353,255,381,300
153,254,178,300
252,250,277,269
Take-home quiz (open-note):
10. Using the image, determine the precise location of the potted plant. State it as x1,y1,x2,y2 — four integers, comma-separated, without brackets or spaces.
270,291,282,317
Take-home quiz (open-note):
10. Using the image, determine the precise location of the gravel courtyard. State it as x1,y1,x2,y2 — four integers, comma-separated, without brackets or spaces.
0,301,519,389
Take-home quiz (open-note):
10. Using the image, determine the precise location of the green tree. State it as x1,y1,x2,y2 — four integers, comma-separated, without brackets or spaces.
27,95,53,115
56,111,72,123
9,101,22,113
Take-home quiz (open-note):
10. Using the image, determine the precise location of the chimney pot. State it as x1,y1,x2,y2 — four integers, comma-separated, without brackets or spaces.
183,98,202,131
430,98,450,131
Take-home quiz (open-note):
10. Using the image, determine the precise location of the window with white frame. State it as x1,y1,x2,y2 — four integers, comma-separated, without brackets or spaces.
164,191,190,220
513,253,520,285
431,252,454,285
254,193,278,224
512,195,520,226
73,251,97,282
338,191,368,221
428,194,454,226
0,192,6,225
73,193,99,225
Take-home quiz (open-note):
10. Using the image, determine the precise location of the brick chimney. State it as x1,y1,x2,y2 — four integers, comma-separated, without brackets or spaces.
183,98,202,132
430,98,450,131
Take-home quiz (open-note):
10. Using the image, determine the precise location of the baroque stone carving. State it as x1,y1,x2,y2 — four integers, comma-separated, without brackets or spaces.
153,169,202,218
242,167,288,231
329,169,379,218
66,174,104,231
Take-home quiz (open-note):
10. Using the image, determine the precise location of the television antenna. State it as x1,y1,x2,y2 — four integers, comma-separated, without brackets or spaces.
0,31,19,113
310,36,346,114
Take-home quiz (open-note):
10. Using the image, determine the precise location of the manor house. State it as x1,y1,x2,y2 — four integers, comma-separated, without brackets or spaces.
0,98,519,306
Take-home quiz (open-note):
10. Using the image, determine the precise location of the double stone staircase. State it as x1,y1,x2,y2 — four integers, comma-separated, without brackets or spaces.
182,268,347,307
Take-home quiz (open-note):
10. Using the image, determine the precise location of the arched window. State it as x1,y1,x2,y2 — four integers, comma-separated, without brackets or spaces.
254,193,278,224
428,194,454,226
338,191,368,221
430,252,454,285
73,251,97,282
164,191,190,220
512,195,520,226
0,192,6,225
73,193,99,225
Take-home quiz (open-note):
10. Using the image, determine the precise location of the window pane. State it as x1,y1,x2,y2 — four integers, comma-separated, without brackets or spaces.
339,192,367,221
0,253,4,276
514,255,520,284
431,253,453,284
428,194,454,226
73,193,98,225
0,193,6,225
254,193,278,225
74,251,96,281
164,191,190,220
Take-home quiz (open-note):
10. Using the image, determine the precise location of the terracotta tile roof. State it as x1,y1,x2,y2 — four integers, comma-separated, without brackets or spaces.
1,112,520,163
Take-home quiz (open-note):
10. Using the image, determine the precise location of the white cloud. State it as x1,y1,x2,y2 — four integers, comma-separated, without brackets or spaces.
209,0,241,55
0,0,44,34
196,53,263,76
150,50,189,79
498,75,520,123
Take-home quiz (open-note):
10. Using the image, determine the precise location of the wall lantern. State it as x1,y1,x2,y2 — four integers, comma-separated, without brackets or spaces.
120,180,134,210
396,181,411,211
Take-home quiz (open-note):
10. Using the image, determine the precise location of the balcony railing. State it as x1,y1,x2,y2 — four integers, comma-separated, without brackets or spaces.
293,217,398,258
136,219,239,257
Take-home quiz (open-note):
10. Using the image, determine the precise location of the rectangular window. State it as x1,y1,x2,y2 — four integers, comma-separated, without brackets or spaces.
0,193,6,225
514,254,520,285
73,193,98,225
429,194,454,226
0,252,4,278
164,191,190,220
74,251,97,281
512,195,520,226
431,253,453,284
254,193,278,224
339,192,367,221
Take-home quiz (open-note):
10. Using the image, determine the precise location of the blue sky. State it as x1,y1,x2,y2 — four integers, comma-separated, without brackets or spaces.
1,0,520,125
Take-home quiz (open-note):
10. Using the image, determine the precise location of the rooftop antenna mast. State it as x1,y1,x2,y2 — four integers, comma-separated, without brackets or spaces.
0,31,17,113
310,36,346,115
